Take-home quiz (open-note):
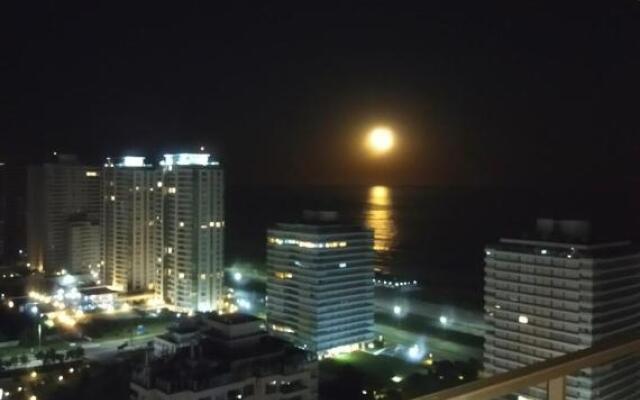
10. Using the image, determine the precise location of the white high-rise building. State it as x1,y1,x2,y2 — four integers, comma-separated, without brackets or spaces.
157,153,224,313
483,219,640,400
27,154,101,274
102,156,159,292
266,213,375,357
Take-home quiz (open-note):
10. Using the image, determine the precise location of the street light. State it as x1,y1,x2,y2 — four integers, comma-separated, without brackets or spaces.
393,305,402,316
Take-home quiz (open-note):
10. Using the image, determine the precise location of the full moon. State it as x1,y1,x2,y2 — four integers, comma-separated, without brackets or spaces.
367,127,394,154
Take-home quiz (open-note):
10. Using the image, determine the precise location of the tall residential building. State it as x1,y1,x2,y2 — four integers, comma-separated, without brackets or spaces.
0,160,27,266
158,153,224,313
26,154,101,273
131,313,318,400
483,219,640,400
266,213,375,357
68,218,101,276
102,156,159,292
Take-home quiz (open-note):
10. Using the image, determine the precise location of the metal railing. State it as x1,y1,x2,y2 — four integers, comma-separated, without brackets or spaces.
415,332,640,400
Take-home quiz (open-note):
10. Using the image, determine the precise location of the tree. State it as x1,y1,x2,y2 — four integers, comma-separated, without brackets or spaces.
19,354,29,365
44,348,57,365
34,350,46,361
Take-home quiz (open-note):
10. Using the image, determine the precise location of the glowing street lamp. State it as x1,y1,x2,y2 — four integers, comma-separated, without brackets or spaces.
393,305,402,316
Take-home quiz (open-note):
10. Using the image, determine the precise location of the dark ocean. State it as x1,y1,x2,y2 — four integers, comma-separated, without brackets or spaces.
225,185,640,310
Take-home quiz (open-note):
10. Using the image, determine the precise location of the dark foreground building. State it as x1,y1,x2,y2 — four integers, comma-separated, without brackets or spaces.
131,313,318,400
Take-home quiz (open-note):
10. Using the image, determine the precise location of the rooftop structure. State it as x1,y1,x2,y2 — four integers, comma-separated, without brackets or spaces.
133,313,318,400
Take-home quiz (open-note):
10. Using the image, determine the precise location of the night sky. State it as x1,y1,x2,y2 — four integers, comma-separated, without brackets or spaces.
2,1,639,186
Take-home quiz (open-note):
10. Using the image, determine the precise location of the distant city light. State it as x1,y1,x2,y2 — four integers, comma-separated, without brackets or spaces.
390,375,403,383
237,298,252,310
407,343,425,362
61,274,76,286
30,305,38,315
519,315,529,324
541,249,548,255
233,272,243,282
439,315,448,326
393,305,402,316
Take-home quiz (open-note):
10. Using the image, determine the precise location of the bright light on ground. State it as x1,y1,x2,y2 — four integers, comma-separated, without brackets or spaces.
367,127,394,154
407,343,425,362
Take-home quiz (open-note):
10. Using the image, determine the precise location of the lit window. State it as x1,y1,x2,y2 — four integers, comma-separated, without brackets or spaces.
339,262,347,268
518,315,529,324
179,221,185,228
540,249,548,255
110,195,116,201
166,247,173,254
275,271,293,279
85,171,98,177
157,181,163,188
200,274,206,280
215,222,222,228
167,187,176,194
178,273,185,279
209,221,215,227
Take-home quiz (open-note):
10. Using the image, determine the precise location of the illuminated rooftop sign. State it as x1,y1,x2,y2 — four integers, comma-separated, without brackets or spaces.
118,156,148,167
161,153,218,167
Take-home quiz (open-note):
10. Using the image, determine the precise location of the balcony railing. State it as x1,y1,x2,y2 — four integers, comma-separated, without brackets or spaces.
414,332,640,400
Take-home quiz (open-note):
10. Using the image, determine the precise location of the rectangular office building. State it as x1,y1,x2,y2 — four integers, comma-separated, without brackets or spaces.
266,217,375,357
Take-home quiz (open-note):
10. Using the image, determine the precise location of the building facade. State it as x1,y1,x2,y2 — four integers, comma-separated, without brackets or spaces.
483,219,640,400
102,156,159,292
0,160,27,266
68,218,101,276
26,154,101,273
131,313,318,400
157,153,224,313
266,218,375,357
